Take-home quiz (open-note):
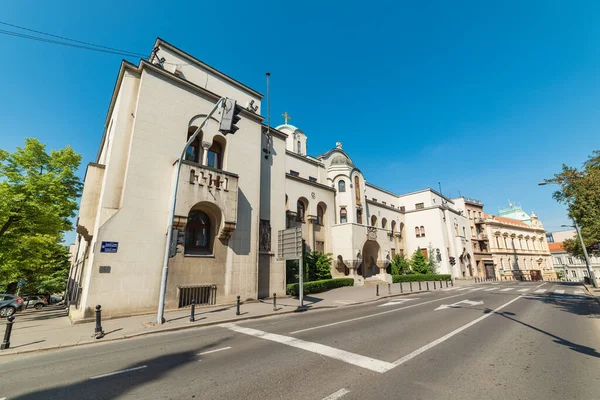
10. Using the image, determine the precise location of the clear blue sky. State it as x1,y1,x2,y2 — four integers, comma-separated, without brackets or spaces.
2,1,599,244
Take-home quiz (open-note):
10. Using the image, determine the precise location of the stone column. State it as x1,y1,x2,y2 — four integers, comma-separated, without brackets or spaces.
307,215,316,252
201,141,211,166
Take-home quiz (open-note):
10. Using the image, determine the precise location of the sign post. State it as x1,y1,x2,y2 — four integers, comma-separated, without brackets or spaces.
277,227,304,308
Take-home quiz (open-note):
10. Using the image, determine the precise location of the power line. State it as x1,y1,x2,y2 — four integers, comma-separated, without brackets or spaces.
0,21,148,58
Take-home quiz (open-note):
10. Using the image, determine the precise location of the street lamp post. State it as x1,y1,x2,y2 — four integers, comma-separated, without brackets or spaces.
538,181,597,288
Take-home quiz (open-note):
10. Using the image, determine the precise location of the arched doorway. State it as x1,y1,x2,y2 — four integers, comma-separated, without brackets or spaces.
361,240,381,278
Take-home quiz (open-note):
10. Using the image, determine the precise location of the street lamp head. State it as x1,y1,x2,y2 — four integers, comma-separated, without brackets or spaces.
561,224,574,228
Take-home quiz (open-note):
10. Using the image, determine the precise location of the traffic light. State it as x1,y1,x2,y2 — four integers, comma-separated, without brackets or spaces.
219,98,242,134
449,256,456,266
169,229,186,258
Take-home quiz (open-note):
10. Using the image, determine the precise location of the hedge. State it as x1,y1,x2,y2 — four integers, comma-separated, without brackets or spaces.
392,274,451,283
286,278,354,297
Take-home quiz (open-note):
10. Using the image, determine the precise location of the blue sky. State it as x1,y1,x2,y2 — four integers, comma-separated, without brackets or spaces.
2,1,599,244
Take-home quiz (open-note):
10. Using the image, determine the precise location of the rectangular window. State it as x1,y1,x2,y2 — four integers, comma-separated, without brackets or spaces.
556,257,562,264
572,270,577,278
415,203,424,209
290,170,299,177
568,257,574,264
308,176,317,183
583,270,589,277
468,210,471,218
391,248,396,257
471,227,475,237
420,248,428,258
356,209,363,224
315,241,325,253
478,212,482,218
399,206,406,212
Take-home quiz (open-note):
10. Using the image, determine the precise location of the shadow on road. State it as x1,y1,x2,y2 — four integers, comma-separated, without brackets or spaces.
11,337,230,400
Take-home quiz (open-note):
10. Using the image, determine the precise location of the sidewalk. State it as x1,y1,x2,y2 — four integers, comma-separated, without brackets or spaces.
0,280,466,356
583,282,600,304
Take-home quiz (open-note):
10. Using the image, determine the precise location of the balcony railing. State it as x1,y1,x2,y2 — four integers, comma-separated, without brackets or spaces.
474,218,485,225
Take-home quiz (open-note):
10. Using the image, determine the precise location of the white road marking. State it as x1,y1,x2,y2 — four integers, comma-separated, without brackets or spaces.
574,290,585,295
435,300,483,311
334,300,357,305
378,298,419,307
534,289,547,294
1,397,7,400
554,290,565,294
89,365,147,380
322,388,350,400
517,288,529,292
469,287,484,291
499,288,514,292
392,296,521,367
484,288,495,291
197,346,232,356
221,324,393,373
288,292,475,334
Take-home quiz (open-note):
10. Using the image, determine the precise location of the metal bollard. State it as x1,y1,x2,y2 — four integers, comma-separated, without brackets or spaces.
273,293,277,311
376,285,379,296
95,305,105,339
446,280,449,288
400,282,403,293
451,279,454,287
410,282,413,292
1,315,15,350
388,284,391,295
419,281,422,291
190,299,196,322
426,281,429,291
236,295,241,315
434,281,437,290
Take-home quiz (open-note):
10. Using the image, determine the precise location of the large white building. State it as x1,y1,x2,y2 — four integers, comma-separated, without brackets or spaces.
547,229,600,281
66,39,475,322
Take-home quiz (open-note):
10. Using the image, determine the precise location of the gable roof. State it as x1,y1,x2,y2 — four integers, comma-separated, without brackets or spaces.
548,242,565,252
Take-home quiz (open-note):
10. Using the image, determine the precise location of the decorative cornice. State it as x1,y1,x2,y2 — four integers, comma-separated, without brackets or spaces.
285,150,325,167
286,173,336,192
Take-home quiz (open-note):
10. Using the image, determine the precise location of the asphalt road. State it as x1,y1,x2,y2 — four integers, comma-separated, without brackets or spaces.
1,281,599,400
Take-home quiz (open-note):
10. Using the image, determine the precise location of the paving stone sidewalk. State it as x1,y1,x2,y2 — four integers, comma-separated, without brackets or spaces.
0,280,466,356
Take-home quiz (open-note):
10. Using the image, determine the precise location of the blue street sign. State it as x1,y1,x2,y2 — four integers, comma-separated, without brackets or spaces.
100,241,119,253
17,279,26,288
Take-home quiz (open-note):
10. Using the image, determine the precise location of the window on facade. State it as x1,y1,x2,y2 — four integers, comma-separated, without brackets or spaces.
556,257,562,264
309,176,317,183
478,212,482,218
315,241,325,253
354,176,361,205
468,210,471,218
338,180,346,192
316,205,324,225
185,129,201,163
462,227,466,237
185,210,211,254
526,240,530,249
356,209,363,224
296,201,305,222
415,203,424,209
290,170,299,177
420,226,425,237
519,239,523,249
495,236,500,248
372,198,377,202
340,208,347,224
568,257,574,264
297,140,301,155
504,237,508,248
381,218,387,230
420,248,428,258
571,270,577,278
500,258,504,269
415,226,420,237
207,141,223,169
471,227,475,237
399,206,406,212
583,270,589,277
454,224,459,236
371,215,378,227
391,220,397,234
391,248,396,257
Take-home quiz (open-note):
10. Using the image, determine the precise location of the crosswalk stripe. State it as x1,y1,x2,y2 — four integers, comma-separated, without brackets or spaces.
574,290,584,295
470,287,484,291
499,288,513,292
517,288,529,292
554,289,565,294
484,288,495,291
457,287,470,291
534,289,547,294
444,287,457,291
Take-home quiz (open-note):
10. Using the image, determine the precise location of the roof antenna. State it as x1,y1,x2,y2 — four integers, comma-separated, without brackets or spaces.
262,72,272,160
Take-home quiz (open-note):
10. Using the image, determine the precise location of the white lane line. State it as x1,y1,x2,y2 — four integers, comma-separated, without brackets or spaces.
334,300,357,305
554,290,565,294
534,289,547,294
322,388,350,400
574,290,585,295
197,346,232,356
456,287,471,291
484,288,495,291
89,365,147,380
221,324,393,373
470,287,484,291
392,296,521,367
288,292,475,335
517,288,530,292
499,288,514,292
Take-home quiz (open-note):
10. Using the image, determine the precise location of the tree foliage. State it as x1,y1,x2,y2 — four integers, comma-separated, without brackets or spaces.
0,138,82,293
545,150,600,258
304,251,333,281
427,244,439,274
390,253,411,275
410,248,431,274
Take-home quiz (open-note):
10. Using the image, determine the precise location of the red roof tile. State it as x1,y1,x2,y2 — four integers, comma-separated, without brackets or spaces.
548,242,565,252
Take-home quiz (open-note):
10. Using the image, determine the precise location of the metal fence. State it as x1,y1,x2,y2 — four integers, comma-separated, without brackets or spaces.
177,284,217,308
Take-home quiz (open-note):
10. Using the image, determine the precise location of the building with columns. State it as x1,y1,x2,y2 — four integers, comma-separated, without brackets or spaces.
67,39,476,321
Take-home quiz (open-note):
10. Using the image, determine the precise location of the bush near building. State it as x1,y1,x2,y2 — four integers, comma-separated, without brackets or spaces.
286,278,354,296
392,274,452,283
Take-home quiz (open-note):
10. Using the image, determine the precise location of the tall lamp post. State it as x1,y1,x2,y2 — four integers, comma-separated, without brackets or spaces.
538,181,597,288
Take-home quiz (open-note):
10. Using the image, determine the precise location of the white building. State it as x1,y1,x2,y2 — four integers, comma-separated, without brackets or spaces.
66,39,474,322
547,230,600,281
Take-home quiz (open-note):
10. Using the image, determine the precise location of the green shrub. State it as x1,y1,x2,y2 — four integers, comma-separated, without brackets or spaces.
410,248,432,274
392,274,451,283
286,278,354,296
390,254,411,275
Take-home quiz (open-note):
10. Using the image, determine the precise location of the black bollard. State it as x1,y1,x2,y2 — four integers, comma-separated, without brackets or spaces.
95,305,105,339
236,296,241,315
445,280,449,288
190,299,196,322
434,281,437,290
400,282,403,293
419,281,422,291
1,315,15,350
273,293,277,311
376,284,379,296
410,282,413,292
451,279,454,287
426,281,429,291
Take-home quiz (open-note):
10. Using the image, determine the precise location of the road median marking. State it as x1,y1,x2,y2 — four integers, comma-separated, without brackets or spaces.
288,292,479,334
89,365,147,380
322,388,350,400
378,298,419,307
220,324,394,373
197,346,231,356
434,300,483,311
391,295,521,368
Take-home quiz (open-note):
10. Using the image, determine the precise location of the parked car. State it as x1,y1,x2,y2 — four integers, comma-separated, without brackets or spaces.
23,295,48,310
0,294,24,317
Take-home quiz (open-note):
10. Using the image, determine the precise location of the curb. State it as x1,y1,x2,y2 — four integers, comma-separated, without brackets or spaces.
582,283,600,305
0,289,434,357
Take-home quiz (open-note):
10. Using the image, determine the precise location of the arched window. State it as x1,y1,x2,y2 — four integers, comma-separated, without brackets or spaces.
420,226,425,237
354,176,361,205
317,204,325,225
207,141,223,169
356,209,363,224
381,218,387,230
371,215,377,227
340,208,347,224
338,180,346,192
415,226,420,237
391,220,397,234
297,201,305,222
297,140,301,154
462,227,466,237
185,210,211,254
185,127,201,163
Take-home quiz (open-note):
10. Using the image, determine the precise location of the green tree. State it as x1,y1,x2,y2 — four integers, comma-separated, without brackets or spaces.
427,244,439,274
410,248,431,274
390,253,411,275
544,150,600,259
304,251,333,281
0,138,82,293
